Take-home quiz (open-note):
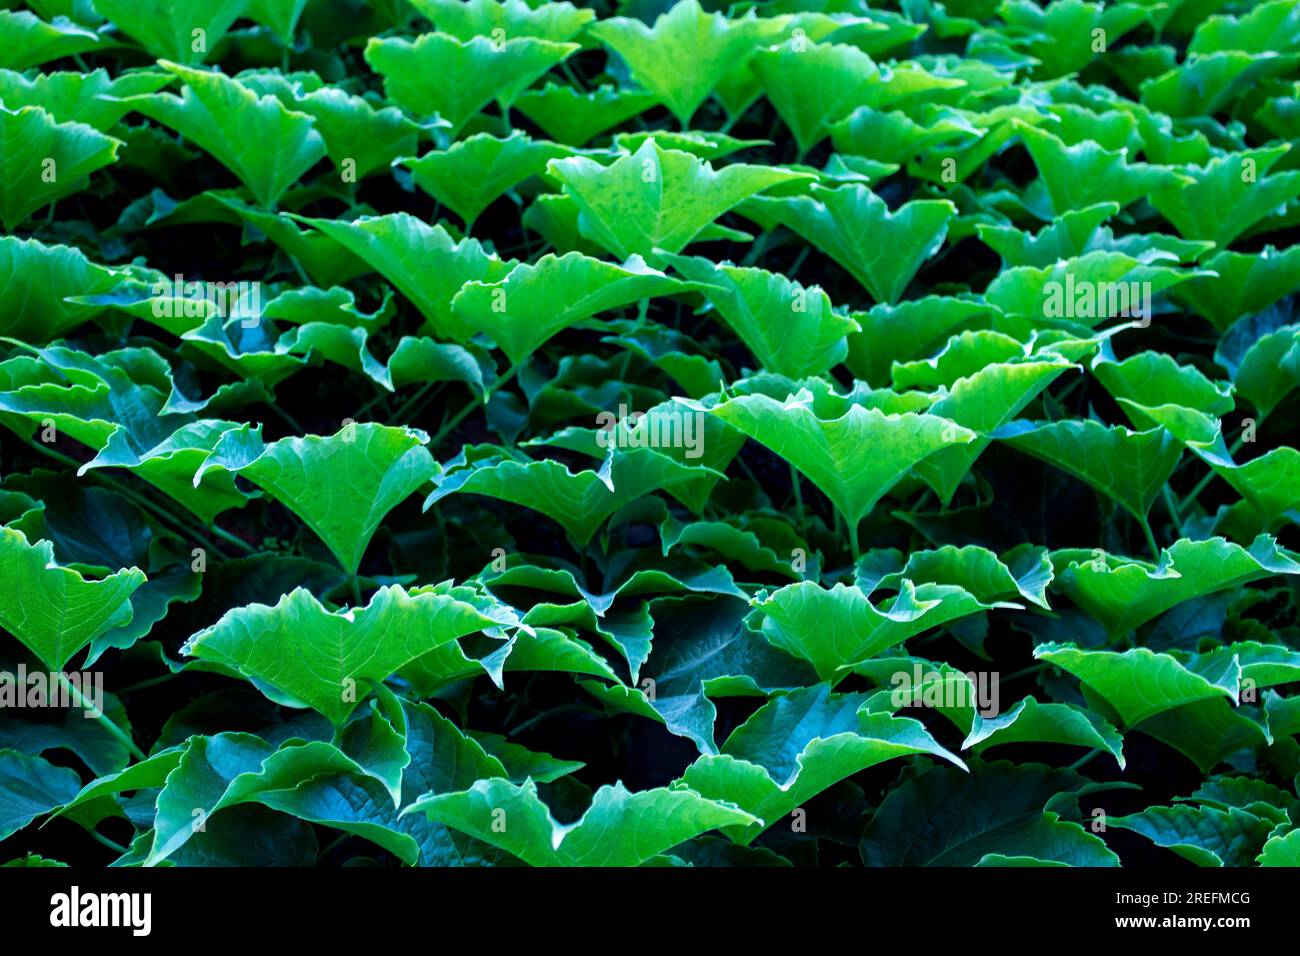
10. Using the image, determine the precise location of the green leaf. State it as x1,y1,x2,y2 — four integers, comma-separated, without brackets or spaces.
754,580,1009,680
118,62,327,209
364,31,578,136
878,544,1053,609
995,419,1183,522
1091,349,1234,427
246,0,310,44
830,106,980,168
399,132,573,229
586,0,761,127
753,40,881,156
915,357,1077,505
1110,804,1276,866
658,254,860,378
183,583,516,724
0,749,82,841
976,201,1213,268
547,138,813,260
94,0,244,64
0,237,121,342
844,295,1003,385
0,68,171,130
1034,642,1239,726
257,698,512,865
278,84,421,180
1049,536,1300,638
408,0,594,43
452,252,686,365
0,526,144,671
1017,123,1189,215
1172,246,1300,331
999,0,1150,78
582,595,813,752
1141,51,1299,119
0,688,134,775
196,423,438,575
1228,323,1300,419
743,184,955,304
964,697,1125,768
406,778,758,866
513,83,657,147
291,213,516,340
984,250,1203,329
0,106,120,231
425,442,714,546
1258,827,1300,865
1150,147,1300,249
860,760,1119,866
1189,0,1300,55
0,10,106,70
687,388,972,535
680,685,963,843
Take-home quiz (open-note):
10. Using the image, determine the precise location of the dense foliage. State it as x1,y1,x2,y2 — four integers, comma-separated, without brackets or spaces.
1,0,1300,869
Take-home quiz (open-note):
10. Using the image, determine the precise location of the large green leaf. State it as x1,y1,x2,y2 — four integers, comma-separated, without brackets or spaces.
0,106,120,231
0,526,144,671
686,388,972,543
514,83,657,147
0,68,171,131
1110,804,1276,866
1172,246,1300,331
0,750,82,841
743,184,955,304
406,778,758,866
658,253,860,378
291,213,515,340
1034,642,1239,726
364,31,578,136
680,685,963,843
995,419,1183,522
195,423,437,575
399,132,573,229
860,760,1119,866
1151,147,1300,249
753,39,881,156
118,62,326,209
754,580,1010,680
0,237,121,342
425,442,715,545
586,0,761,127
452,252,687,365
547,138,812,260
1018,124,1189,215
183,583,517,724
1047,536,1300,638
94,0,244,64
0,11,107,70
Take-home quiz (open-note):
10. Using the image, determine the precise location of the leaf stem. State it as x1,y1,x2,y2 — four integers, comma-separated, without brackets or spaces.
426,362,524,447
116,671,183,695
208,523,256,555
1178,433,1248,514
1068,748,1102,771
1139,516,1159,560
1003,662,1048,682
88,828,129,855
55,672,146,763
789,462,804,531
1161,485,1184,538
